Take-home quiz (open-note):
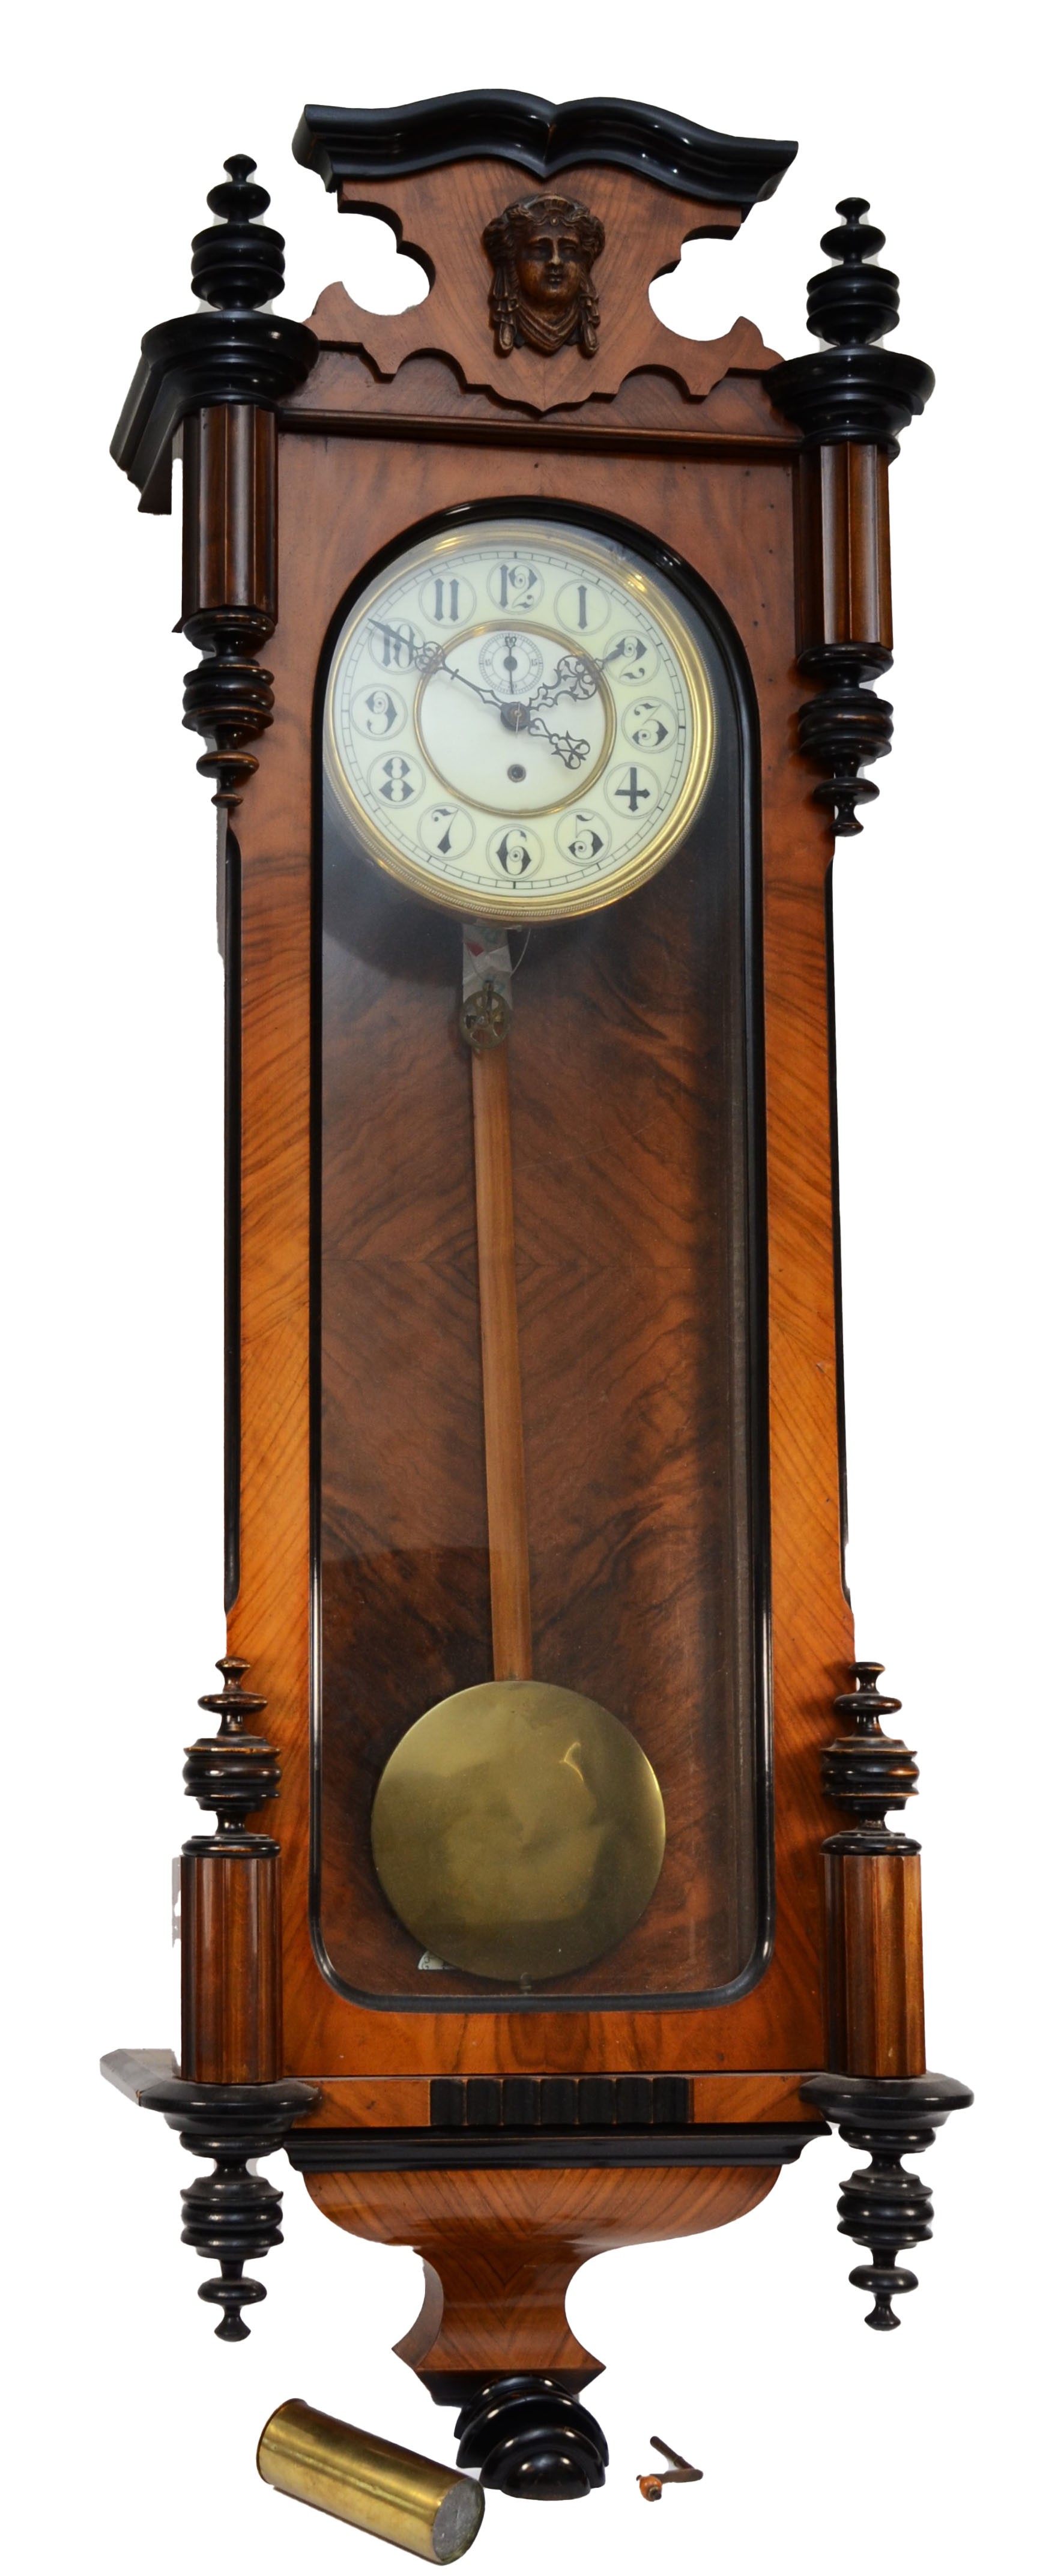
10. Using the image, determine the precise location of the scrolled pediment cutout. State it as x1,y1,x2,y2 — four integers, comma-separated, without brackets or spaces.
301,160,781,414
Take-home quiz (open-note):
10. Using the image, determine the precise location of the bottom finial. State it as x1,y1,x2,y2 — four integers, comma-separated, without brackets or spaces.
803,2073,972,2328
119,2064,318,2337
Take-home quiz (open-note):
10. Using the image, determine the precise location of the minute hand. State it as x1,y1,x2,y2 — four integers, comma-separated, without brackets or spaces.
428,656,507,711
428,656,590,764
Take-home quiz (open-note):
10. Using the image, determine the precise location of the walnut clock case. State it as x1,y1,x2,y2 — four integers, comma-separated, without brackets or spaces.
104,92,971,2505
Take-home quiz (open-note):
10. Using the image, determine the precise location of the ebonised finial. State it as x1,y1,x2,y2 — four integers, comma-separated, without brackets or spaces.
801,2073,973,2330
807,199,901,348
822,1659,920,1845
131,2073,318,2341
191,156,286,312
769,193,930,447
183,1656,280,1837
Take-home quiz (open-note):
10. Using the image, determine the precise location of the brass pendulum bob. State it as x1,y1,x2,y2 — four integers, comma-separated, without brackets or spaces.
371,924,665,1983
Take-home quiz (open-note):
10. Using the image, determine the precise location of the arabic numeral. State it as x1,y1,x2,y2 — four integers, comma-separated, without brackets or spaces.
375,757,419,805
371,619,421,668
610,764,653,814
495,561,540,610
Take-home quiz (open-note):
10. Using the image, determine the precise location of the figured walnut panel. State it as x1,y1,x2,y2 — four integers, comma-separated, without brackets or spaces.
302,159,779,414
230,412,853,2078
291,2072,818,2127
307,2160,779,2390
317,739,757,2004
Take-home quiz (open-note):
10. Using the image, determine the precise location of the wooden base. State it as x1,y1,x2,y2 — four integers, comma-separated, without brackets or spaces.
305,2162,780,2399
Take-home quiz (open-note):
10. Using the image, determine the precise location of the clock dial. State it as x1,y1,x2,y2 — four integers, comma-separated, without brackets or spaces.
324,518,715,921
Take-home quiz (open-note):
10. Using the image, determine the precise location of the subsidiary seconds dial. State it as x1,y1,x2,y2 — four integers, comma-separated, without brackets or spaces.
324,516,715,922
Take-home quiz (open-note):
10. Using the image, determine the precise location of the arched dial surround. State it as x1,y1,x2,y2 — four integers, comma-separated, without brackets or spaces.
324,518,715,921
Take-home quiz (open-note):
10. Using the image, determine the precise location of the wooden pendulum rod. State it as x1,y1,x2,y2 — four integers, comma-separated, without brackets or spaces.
460,926,533,1683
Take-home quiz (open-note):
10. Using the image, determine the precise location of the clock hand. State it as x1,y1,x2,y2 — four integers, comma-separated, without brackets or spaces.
426,651,507,712
525,653,599,712
524,715,591,768
426,652,590,763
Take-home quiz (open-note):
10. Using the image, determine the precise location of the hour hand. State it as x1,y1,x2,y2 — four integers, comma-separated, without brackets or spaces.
526,653,599,711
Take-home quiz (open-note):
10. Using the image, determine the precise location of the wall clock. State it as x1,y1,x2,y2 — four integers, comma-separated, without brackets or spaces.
104,89,970,2540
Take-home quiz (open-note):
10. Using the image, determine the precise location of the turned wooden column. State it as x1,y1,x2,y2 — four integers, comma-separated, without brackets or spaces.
180,1656,282,2083
819,1661,924,2076
180,399,278,809
806,1661,969,2334
769,197,934,835
824,1840,925,2077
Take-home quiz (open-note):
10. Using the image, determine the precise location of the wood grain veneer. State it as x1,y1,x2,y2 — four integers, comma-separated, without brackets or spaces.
180,1846,282,2082
307,2160,779,2392
316,662,759,2004
228,357,854,2079
824,1848,926,2077
301,158,781,415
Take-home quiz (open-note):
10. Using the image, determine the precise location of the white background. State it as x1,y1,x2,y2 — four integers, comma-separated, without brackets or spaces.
3,6,1030,2572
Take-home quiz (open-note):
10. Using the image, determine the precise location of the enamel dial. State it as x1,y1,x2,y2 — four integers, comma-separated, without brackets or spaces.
324,517,715,921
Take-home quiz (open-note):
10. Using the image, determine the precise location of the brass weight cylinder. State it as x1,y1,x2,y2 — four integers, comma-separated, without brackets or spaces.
257,2401,485,2562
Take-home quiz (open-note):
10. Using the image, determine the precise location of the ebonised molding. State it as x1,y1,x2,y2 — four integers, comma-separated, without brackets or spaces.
288,2124,823,2174
293,91,796,209
430,2075,691,2129
113,310,317,516
101,2052,318,2339
455,2376,608,2502
802,2073,973,2330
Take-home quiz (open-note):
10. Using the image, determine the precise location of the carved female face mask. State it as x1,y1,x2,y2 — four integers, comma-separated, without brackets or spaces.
483,192,605,355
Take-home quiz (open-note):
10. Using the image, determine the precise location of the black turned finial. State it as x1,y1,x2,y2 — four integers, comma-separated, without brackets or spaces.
191,156,286,311
821,1660,920,1846
455,2377,608,2501
183,1656,280,1839
769,195,931,449
807,199,900,348
130,2072,319,2342
802,2073,973,2330
112,151,317,515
